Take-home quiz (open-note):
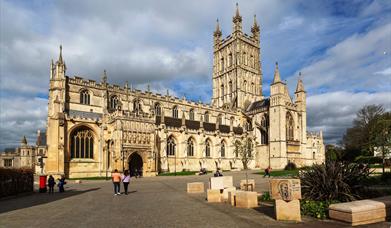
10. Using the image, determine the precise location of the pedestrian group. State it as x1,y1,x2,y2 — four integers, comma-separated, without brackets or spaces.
112,169,131,195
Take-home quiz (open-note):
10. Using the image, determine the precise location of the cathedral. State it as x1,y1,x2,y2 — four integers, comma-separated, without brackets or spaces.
45,5,325,178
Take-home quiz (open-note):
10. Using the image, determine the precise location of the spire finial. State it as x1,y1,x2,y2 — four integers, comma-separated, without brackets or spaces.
233,3,242,24
273,62,281,83
125,80,128,89
251,14,260,34
21,135,27,145
214,18,222,37
296,72,305,92
102,69,107,84
58,45,63,63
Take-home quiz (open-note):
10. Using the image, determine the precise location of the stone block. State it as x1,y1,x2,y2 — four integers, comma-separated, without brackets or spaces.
228,190,244,206
275,199,301,222
270,179,301,201
329,199,386,226
222,187,236,202
372,196,391,219
209,177,224,190
187,182,204,193
235,191,258,208
74,180,82,184
207,189,221,203
240,179,255,191
222,176,233,188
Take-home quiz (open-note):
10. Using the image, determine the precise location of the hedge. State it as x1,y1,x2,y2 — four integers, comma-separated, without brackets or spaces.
354,156,382,164
0,168,34,198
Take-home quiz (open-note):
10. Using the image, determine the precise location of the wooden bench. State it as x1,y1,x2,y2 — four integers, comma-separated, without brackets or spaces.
329,199,386,226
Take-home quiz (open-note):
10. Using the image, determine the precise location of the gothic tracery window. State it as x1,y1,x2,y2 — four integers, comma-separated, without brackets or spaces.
189,109,195,120
260,115,269,144
155,103,161,116
205,139,211,157
217,114,223,125
187,138,194,157
70,126,94,159
166,136,176,156
221,141,225,158
80,90,90,105
133,99,142,114
286,112,294,141
204,111,209,123
110,95,119,110
172,106,178,118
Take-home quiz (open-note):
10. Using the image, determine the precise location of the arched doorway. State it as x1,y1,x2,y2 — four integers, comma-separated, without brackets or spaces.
128,153,143,177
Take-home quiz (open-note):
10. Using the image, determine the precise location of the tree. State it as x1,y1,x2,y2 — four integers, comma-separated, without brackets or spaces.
342,105,385,161
325,144,344,162
234,136,254,170
370,112,391,173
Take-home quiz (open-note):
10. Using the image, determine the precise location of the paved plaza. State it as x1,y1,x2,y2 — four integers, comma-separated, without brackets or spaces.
0,171,389,228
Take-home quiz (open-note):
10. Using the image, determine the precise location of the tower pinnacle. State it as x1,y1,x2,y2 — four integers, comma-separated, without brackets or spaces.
273,62,281,83
58,45,63,63
214,19,222,37
295,72,305,92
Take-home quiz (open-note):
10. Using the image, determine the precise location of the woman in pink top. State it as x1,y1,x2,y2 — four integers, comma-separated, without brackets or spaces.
122,170,131,195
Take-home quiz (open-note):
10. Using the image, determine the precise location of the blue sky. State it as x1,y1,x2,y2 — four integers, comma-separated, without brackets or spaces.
0,0,390,150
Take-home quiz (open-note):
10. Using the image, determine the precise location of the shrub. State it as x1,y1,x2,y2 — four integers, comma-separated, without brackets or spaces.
0,168,34,198
284,162,297,170
301,200,339,219
354,156,382,164
260,191,271,201
300,161,371,202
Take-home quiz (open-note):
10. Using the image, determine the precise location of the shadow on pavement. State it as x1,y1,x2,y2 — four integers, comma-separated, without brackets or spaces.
0,187,100,214
253,204,275,219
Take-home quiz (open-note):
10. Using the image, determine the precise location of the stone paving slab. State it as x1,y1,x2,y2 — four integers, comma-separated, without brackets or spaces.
0,171,390,228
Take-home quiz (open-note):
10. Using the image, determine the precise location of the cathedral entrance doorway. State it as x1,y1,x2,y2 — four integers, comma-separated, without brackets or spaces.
128,152,143,177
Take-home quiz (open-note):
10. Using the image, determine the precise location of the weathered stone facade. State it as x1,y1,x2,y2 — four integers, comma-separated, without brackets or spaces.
45,6,325,178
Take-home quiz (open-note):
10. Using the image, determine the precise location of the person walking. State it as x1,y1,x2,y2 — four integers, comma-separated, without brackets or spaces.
112,169,121,195
48,175,55,194
122,170,131,195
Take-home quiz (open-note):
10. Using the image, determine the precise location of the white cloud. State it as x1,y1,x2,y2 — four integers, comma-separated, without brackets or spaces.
307,91,391,144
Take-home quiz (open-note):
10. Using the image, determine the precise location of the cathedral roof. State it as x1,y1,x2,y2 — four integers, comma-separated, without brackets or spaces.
246,98,270,112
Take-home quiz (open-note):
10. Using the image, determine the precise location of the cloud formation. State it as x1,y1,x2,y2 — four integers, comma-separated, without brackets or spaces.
1,0,391,149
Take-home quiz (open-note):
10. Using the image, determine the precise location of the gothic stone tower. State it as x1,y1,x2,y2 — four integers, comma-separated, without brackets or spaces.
211,4,263,110
46,46,67,176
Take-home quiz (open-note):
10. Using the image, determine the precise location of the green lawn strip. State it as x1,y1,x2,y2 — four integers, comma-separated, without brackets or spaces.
254,169,299,177
68,176,109,180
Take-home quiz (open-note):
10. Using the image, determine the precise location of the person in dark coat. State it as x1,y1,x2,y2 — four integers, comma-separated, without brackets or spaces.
58,175,66,192
48,175,55,194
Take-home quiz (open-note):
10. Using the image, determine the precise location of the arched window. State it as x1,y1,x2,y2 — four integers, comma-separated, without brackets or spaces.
250,55,254,68
172,106,178,118
133,99,142,114
217,114,223,125
234,141,240,158
80,90,90,105
204,111,209,123
189,109,195,120
251,82,254,93
228,53,233,66
261,115,268,144
229,81,232,99
221,84,224,102
220,141,225,157
205,139,211,157
155,103,161,116
187,138,194,157
242,52,247,65
221,57,224,71
244,80,247,92
313,151,316,159
166,136,176,156
286,112,294,141
70,126,94,159
110,95,118,110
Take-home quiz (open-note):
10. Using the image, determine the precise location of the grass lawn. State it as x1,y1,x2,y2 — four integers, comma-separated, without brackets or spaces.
68,176,109,180
254,169,299,177
158,171,213,176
